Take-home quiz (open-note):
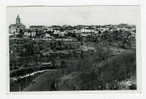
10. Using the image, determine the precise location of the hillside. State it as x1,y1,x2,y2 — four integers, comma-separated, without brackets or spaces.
23,49,136,91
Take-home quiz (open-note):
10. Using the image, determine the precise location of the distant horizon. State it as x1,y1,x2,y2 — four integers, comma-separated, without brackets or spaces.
20,23,136,27
7,6,139,27
9,23,136,29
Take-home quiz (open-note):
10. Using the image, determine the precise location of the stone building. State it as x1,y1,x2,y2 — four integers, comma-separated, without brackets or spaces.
9,14,25,37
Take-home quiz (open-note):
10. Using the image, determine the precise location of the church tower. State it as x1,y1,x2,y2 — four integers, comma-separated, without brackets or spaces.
16,14,21,24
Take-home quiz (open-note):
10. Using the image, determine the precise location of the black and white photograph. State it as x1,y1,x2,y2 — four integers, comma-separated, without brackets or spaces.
8,6,138,91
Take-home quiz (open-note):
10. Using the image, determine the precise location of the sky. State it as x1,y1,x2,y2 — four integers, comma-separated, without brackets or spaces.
7,6,139,27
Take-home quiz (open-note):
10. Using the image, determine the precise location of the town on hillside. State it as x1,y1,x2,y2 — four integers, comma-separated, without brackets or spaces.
9,14,136,91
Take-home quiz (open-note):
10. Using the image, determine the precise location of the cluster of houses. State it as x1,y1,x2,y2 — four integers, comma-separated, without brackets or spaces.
9,15,136,43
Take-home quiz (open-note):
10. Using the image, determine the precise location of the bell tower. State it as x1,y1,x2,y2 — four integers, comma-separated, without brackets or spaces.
16,14,21,24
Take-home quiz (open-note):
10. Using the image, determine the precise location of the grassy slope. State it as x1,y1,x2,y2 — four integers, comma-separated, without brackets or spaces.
23,49,136,91
23,70,63,91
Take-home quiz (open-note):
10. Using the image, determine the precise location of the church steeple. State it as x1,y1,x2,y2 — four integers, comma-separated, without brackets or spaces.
16,14,21,24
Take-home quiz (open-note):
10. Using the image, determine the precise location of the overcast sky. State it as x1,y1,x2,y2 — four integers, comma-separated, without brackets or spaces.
7,6,139,27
